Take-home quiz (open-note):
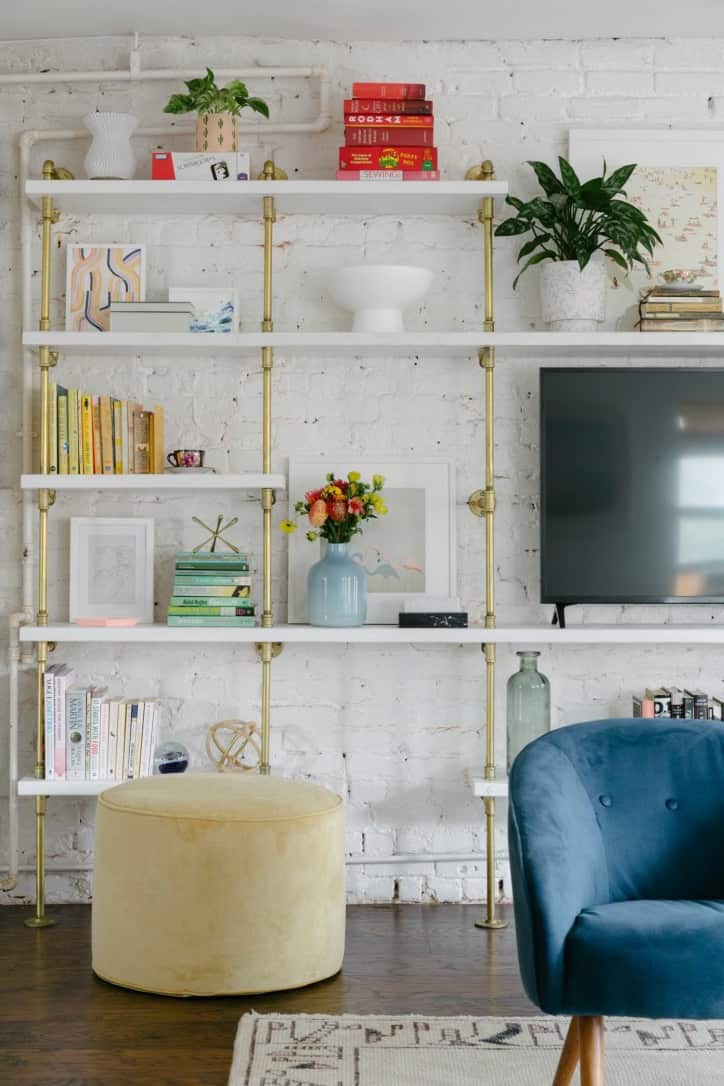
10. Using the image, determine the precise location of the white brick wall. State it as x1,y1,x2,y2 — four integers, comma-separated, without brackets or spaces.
1,33,724,905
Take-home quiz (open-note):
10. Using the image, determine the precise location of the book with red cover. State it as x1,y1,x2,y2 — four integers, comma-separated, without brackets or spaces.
339,146,438,171
336,170,441,181
344,98,433,115
345,127,434,146
352,82,425,99
344,113,433,127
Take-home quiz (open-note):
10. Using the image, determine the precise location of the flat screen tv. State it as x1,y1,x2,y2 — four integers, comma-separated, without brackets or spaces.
541,368,724,606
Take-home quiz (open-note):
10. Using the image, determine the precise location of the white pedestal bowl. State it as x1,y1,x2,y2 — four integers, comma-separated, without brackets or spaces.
328,265,434,332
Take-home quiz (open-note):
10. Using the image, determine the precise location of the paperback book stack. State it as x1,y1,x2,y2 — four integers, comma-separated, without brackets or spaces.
43,665,157,781
48,384,164,475
337,81,439,180
167,551,256,628
633,686,724,719
638,288,724,332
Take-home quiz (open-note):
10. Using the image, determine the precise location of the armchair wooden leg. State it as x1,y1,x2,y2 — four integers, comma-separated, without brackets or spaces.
552,1017,580,1086
579,1015,605,1086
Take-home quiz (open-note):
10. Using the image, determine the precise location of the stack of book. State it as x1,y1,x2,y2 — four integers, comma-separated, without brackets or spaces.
633,687,723,719
49,385,164,475
168,551,256,628
337,82,439,180
639,288,724,332
43,665,157,781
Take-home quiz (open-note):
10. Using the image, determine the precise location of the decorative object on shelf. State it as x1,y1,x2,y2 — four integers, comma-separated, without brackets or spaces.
284,470,387,627
168,547,254,628
638,285,723,332
153,740,190,774
66,243,146,332
570,129,724,330
206,720,261,772
167,448,206,469
151,150,251,181
496,157,661,330
168,286,238,332
109,300,193,333
83,111,138,180
287,459,455,624
506,651,550,773
327,264,434,332
162,67,269,152
70,517,155,625
399,594,467,627
164,465,215,474
191,513,241,553
75,617,139,627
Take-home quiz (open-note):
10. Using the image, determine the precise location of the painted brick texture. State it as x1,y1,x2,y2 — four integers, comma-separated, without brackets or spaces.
1,34,724,905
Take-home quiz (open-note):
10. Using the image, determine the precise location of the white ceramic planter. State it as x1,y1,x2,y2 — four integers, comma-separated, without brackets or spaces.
327,264,434,332
83,112,138,180
539,257,607,331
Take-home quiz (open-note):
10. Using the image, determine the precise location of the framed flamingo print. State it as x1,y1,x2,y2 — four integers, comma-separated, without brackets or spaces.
66,243,146,331
287,458,456,624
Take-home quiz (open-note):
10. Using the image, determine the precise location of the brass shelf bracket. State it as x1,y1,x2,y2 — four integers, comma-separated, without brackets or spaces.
256,642,283,659
257,159,288,181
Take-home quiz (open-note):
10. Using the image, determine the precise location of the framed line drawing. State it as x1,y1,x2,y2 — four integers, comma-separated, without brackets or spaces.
70,517,154,624
66,243,146,331
287,458,456,624
570,129,723,329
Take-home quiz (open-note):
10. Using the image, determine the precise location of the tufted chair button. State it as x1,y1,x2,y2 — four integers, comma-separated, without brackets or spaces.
598,794,613,808
665,797,679,811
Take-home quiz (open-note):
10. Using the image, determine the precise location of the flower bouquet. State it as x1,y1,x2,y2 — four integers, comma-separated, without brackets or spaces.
281,471,388,626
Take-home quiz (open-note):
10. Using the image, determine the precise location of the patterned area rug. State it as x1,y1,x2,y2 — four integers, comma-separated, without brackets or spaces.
229,1014,724,1084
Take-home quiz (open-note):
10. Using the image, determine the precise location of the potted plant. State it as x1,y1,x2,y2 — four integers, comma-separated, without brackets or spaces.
163,68,269,153
280,471,388,627
496,158,662,330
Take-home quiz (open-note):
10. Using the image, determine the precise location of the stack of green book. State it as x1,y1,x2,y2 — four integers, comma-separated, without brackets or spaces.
167,551,256,627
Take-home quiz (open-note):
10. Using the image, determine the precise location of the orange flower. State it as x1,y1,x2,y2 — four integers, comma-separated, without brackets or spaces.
308,499,328,527
328,499,348,522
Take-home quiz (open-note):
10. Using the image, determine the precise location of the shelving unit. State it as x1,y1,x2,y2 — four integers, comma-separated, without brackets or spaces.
21,473,286,491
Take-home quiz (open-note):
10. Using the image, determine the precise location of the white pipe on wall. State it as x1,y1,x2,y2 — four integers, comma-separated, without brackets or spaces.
2,612,32,893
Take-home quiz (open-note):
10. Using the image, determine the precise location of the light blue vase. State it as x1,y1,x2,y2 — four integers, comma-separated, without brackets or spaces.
307,542,367,627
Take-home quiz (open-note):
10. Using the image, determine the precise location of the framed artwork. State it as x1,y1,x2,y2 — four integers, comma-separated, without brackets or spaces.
70,517,154,624
66,243,146,331
168,286,238,332
287,458,456,624
569,129,723,328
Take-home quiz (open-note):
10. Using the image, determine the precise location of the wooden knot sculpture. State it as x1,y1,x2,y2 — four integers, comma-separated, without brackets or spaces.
206,720,261,773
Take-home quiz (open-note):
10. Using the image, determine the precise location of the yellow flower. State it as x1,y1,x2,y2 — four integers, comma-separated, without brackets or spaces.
306,530,318,541
279,519,297,534
376,501,388,516
372,474,385,489
348,471,361,482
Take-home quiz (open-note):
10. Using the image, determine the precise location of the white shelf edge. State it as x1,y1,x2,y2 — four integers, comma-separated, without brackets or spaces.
17,623,724,644
472,778,509,798
20,472,286,491
17,777,118,797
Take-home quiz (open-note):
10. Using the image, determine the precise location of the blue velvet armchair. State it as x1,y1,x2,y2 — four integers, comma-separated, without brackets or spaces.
509,718,724,1085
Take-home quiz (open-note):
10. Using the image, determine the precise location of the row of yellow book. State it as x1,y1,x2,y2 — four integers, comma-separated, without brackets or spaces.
48,384,165,475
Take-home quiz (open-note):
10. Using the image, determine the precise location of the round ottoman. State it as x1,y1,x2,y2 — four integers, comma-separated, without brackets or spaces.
91,773,345,996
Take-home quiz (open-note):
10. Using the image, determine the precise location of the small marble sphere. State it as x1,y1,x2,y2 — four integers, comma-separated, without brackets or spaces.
153,740,190,775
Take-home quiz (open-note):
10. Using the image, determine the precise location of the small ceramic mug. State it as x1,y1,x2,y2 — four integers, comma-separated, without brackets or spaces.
167,449,205,468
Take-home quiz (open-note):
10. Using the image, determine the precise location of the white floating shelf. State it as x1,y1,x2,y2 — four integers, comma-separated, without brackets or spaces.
22,330,724,357
17,777,117,797
17,623,724,645
472,778,509,798
25,179,508,217
20,472,285,491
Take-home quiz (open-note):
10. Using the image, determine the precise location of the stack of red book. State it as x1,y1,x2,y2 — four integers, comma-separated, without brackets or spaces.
337,82,439,181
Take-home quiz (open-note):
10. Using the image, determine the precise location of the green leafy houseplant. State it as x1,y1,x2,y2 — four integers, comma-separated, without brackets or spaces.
163,68,270,119
495,157,662,288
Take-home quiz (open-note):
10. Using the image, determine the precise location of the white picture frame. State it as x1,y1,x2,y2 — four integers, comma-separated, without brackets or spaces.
569,129,724,327
65,243,146,332
287,458,456,624
70,517,154,624
168,286,239,333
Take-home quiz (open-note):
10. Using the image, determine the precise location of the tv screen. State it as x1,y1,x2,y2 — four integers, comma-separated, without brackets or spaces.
540,368,724,604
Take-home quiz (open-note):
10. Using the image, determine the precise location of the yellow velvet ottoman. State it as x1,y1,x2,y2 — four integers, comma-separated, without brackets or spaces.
91,773,345,996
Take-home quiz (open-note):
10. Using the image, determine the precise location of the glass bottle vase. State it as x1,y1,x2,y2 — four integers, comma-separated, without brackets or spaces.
506,651,550,773
307,542,367,627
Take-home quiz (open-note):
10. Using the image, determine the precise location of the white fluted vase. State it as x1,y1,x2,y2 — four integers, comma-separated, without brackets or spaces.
83,112,138,180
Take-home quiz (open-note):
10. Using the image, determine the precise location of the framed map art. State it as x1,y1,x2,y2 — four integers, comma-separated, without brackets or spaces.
569,129,724,330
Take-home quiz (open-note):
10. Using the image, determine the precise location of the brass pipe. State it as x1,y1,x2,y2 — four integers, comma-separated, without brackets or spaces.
474,161,506,930
260,643,272,775
26,162,59,928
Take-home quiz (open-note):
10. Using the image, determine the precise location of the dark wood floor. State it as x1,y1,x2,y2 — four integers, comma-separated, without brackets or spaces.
1,903,533,1086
